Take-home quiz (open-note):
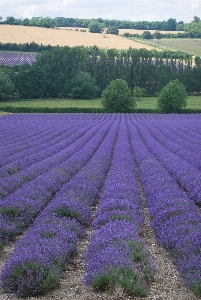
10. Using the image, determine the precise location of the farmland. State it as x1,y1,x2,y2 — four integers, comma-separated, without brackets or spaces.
0,25,197,55
0,51,37,66
0,113,201,299
0,25,158,50
125,36,201,57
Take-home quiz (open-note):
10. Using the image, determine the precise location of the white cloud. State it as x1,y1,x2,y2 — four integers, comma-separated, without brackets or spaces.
0,0,199,22
190,0,201,9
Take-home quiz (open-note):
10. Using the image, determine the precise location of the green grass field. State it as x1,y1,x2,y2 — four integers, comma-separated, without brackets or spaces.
135,96,201,109
0,96,201,110
124,37,201,57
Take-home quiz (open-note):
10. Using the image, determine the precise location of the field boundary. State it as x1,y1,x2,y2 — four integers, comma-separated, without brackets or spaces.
1,106,201,114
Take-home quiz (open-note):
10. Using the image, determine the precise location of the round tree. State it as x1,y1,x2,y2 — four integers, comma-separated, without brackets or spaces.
141,31,153,39
101,79,136,112
106,26,119,35
157,79,187,113
88,21,104,33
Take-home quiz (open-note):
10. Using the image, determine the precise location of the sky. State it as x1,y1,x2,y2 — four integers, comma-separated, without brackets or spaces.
0,0,201,23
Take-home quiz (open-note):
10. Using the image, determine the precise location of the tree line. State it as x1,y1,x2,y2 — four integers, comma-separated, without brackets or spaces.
0,16,201,34
0,42,193,59
0,42,52,53
0,15,193,31
123,16,201,39
124,30,201,39
0,46,201,101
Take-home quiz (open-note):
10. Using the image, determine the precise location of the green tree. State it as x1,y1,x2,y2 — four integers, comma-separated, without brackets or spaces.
141,31,152,39
193,16,200,23
101,79,136,112
68,71,99,99
157,79,187,113
39,17,54,28
4,16,16,25
15,66,45,99
106,26,119,35
166,18,177,31
153,31,163,39
176,21,184,31
133,87,144,100
0,71,18,102
22,18,30,26
195,56,201,67
88,21,104,33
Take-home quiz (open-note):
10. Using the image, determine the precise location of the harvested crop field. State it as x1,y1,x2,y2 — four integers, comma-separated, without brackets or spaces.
0,113,201,300
0,25,158,50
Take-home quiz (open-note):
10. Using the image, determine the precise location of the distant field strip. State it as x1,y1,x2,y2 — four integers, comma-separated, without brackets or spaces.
126,37,201,56
0,52,37,66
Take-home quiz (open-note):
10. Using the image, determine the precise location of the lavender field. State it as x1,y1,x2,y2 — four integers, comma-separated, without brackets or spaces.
0,52,37,66
0,113,201,298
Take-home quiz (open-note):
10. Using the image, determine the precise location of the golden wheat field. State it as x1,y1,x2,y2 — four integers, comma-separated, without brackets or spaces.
0,24,158,50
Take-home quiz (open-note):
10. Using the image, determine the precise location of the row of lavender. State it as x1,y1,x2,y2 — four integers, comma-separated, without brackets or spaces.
1,113,201,297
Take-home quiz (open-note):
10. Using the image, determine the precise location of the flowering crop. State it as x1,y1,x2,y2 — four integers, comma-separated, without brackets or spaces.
0,114,119,297
0,52,37,66
0,114,113,247
128,114,201,295
133,118,201,204
0,115,107,197
0,114,104,168
1,113,201,297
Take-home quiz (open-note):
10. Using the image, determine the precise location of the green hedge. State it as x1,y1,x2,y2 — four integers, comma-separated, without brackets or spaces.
1,106,201,114
0,106,105,113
